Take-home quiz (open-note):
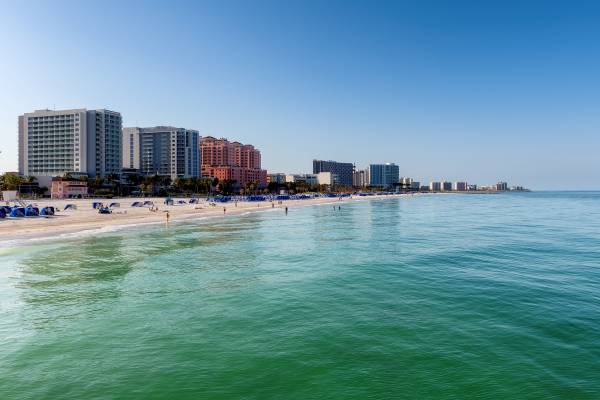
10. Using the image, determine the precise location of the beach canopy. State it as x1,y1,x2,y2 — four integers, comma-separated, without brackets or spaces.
164,198,174,205
208,196,231,203
24,206,39,217
189,198,198,204
247,195,266,202
64,204,77,210
143,201,154,206
131,202,143,207
98,207,112,214
0,208,6,218
108,202,120,208
276,195,290,200
10,207,25,217
40,206,55,216
92,202,103,209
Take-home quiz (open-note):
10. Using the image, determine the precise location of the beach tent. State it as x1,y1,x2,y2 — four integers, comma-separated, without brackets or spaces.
98,207,112,214
164,198,174,205
64,204,77,210
1,206,11,213
108,202,120,208
276,195,290,201
131,202,143,207
177,200,187,204
247,195,266,202
24,206,39,217
10,207,25,217
0,208,6,218
143,201,154,206
40,206,55,216
189,198,199,204
92,202,103,209
208,197,231,203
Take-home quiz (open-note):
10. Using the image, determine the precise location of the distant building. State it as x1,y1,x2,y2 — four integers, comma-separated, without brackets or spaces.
442,181,452,191
353,169,369,187
468,184,478,191
316,172,335,185
285,174,318,185
455,181,468,191
369,163,399,187
19,108,122,179
410,181,421,190
122,127,141,169
496,181,508,191
201,137,267,188
430,181,442,191
124,126,199,180
313,160,354,186
267,173,286,184
51,178,88,199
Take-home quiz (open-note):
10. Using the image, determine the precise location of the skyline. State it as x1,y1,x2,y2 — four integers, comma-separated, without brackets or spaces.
1,1,600,189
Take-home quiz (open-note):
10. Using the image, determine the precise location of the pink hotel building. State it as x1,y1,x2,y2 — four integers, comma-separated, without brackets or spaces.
200,137,267,188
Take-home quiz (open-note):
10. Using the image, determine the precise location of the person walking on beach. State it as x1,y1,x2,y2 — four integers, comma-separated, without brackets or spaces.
166,211,170,227
285,206,288,215
224,207,226,214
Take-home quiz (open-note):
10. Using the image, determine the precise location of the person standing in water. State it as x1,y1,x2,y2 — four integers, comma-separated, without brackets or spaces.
285,206,288,215
166,211,170,227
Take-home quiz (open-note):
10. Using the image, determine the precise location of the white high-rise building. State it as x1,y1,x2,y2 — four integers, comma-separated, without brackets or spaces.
124,126,200,180
18,108,122,178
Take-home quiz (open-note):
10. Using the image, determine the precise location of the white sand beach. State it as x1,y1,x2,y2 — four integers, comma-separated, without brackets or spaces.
0,194,411,241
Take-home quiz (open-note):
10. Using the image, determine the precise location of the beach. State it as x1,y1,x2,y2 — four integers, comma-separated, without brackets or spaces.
0,194,409,241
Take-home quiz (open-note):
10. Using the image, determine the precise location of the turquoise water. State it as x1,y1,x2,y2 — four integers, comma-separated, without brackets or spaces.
1,193,600,399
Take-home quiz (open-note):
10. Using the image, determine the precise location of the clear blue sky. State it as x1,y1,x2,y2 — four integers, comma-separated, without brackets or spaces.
1,0,599,189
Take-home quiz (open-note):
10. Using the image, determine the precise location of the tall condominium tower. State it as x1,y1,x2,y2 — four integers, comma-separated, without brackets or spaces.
369,163,400,187
18,108,122,178
123,126,200,179
312,159,354,186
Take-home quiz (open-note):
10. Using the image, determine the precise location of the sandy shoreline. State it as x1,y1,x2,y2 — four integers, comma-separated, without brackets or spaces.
0,194,412,243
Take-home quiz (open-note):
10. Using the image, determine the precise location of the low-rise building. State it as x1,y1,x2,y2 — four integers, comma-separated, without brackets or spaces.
285,174,318,185
316,172,335,185
267,173,286,184
51,178,88,199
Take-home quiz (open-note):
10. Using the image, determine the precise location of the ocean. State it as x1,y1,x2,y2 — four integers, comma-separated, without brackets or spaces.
1,192,599,399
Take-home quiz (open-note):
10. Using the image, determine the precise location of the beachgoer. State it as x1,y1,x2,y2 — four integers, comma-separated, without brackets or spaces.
285,207,288,215
166,211,170,227
224,207,226,214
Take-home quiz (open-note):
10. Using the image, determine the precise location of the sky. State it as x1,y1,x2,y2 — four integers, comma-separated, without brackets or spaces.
1,0,599,190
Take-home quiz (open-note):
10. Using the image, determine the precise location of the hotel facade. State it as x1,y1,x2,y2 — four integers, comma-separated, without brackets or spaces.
123,126,200,180
18,108,122,179
200,137,267,188
313,159,354,186
369,163,399,187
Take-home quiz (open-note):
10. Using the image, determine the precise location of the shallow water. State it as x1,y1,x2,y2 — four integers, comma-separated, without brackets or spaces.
1,193,599,399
